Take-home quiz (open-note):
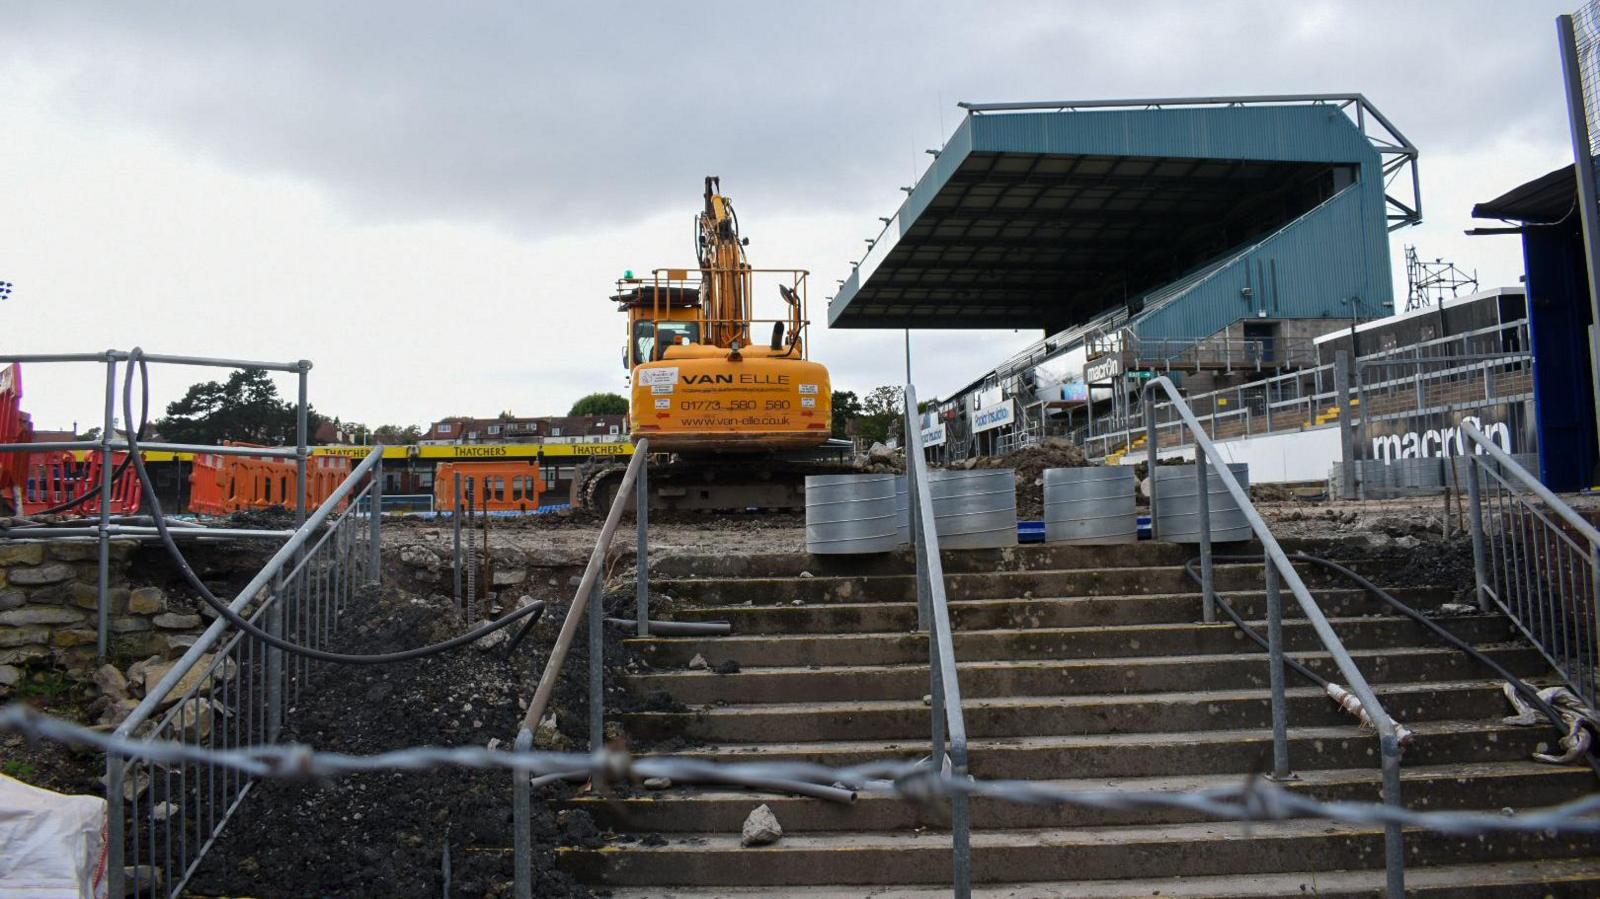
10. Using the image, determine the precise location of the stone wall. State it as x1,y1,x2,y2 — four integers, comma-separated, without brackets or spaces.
0,541,204,690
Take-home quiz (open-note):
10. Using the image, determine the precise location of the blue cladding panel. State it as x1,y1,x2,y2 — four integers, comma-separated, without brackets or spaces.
968,106,1379,166
1134,183,1394,339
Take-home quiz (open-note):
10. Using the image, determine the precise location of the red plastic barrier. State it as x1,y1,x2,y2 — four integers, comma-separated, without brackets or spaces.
19,451,143,516
0,364,30,501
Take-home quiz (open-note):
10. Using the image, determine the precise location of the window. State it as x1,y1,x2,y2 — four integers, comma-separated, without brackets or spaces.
609,425,620,435
488,425,501,436
550,427,561,437
437,423,452,435
634,320,700,366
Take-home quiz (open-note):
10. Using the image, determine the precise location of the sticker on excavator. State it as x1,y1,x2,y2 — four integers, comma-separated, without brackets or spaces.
636,367,678,387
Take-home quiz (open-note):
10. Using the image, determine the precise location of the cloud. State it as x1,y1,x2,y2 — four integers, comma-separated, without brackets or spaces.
0,1,1585,427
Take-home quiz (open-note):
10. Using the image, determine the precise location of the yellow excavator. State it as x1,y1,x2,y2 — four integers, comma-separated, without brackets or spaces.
574,176,837,511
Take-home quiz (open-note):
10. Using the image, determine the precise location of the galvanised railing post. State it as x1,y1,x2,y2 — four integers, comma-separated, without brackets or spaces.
1144,387,1159,540
1195,445,1215,623
1380,732,1406,896
267,568,285,741
902,385,969,899
636,448,650,637
512,727,533,899
296,361,310,529
588,575,605,756
369,455,383,585
1466,456,1490,613
453,472,463,616
1264,557,1291,780
97,353,117,662
106,756,125,897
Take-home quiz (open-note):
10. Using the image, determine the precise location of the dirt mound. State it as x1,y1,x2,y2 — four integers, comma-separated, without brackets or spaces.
957,439,1091,519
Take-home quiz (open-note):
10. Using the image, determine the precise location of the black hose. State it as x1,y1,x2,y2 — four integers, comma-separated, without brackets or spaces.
1190,551,1600,777
120,349,542,665
1183,556,1329,689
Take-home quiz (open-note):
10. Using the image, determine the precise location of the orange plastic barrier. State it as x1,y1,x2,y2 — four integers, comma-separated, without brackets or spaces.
19,451,143,516
433,461,542,513
187,447,351,517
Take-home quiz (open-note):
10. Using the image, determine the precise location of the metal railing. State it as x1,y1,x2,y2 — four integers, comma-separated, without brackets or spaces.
512,440,651,899
902,384,973,897
0,350,314,662
1462,423,1600,707
105,446,384,898
1090,332,1319,374
1142,376,1407,896
1070,320,1533,463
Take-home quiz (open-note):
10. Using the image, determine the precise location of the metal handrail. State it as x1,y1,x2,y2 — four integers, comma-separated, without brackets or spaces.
1459,422,1600,706
513,440,649,899
106,445,384,898
902,384,973,898
1142,376,1407,897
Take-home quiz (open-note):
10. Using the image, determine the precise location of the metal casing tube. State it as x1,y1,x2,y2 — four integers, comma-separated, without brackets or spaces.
1153,462,1251,543
1043,467,1137,545
928,469,1018,550
805,473,901,554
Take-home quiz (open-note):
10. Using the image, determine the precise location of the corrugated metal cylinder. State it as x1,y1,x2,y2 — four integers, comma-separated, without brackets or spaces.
929,469,1018,550
895,476,910,546
1154,462,1251,543
1043,467,1137,545
805,474,901,554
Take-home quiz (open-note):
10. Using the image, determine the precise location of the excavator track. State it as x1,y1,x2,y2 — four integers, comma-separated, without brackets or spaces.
571,454,859,513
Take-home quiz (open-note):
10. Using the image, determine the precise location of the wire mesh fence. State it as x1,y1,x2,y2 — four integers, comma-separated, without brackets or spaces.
105,455,381,898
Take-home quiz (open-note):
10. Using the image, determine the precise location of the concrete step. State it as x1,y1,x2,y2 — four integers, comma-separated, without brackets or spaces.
651,541,1274,579
632,614,1515,668
571,761,1592,835
668,586,1452,635
597,858,1600,898
626,644,1546,705
661,719,1558,780
651,561,1385,607
622,679,1524,744
559,818,1596,886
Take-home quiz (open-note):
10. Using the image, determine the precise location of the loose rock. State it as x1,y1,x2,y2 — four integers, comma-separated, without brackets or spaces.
740,804,783,847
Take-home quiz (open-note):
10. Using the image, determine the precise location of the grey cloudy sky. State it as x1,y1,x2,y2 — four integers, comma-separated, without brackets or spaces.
0,1,1582,431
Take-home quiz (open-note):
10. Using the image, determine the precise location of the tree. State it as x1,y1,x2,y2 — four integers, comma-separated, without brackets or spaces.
569,392,629,416
372,424,423,444
156,369,324,446
830,390,861,439
849,385,904,444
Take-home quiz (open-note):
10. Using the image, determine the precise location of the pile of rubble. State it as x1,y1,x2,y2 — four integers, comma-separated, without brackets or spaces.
853,442,905,474
86,649,230,733
955,438,1091,519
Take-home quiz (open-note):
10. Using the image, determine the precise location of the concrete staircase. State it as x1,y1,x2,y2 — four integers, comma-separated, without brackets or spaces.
560,542,1600,897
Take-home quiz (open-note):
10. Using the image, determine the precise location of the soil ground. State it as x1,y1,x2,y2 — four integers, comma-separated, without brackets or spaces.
181,575,642,899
